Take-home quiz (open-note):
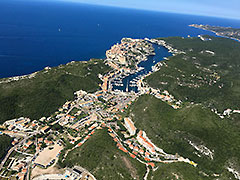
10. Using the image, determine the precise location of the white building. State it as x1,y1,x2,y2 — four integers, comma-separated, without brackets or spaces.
124,117,136,136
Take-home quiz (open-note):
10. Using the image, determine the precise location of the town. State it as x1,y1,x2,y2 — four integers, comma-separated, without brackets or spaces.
0,38,197,180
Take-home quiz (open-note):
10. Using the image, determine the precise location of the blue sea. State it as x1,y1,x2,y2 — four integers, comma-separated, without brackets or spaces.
0,0,240,78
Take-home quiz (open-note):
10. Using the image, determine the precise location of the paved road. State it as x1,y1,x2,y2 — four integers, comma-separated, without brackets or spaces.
0,133,36,170
26,138,39,180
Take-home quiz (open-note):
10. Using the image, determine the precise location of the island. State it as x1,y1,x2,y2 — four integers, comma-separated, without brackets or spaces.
190,24,240,41
0,35,240,180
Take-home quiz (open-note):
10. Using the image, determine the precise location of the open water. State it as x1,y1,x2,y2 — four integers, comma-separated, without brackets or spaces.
0,0,240,78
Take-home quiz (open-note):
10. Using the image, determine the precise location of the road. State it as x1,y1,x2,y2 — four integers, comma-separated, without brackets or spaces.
144,166,150,180
26,137,39,180
0,133,37,170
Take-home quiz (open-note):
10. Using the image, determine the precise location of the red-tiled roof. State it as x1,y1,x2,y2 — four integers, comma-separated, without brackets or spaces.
129,153,136,159
147,162,155,168
144,157,150,161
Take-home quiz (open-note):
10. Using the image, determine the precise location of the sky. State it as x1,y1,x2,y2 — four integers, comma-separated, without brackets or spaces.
55,0,240,20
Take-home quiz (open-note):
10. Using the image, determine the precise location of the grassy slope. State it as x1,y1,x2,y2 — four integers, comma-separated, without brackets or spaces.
0,59,110,123
147,36,240,114
130,94,239,179
150,162,236,180
0,135,12,161
150,163,210,180
63,129,146,180
144,38,240,178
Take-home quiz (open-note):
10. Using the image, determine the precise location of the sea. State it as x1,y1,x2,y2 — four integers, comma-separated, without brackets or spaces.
0,0,240,78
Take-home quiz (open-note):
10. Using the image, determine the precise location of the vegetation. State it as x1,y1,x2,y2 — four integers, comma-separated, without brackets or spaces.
130,94,240,178
0,59,110,123
131,36,240,178
190,24,240,41
150,162,211,180
51,123,63,133
0,35,239,179
0,135,12,161
147,36,240,114
63,129,146,180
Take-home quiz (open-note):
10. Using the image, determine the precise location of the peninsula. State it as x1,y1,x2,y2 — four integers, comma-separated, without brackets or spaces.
190,24,240,41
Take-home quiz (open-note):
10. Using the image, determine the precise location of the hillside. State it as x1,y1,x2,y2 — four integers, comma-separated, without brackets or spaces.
130,95,240,179
190,24,240,41
1,35,240,179
63,129,146,180
132,36,240,179
0,135,12,161
0,59,110,123
147,36,240,120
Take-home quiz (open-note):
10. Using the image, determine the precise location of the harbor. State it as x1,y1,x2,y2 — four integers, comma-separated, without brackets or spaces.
111,43,172,93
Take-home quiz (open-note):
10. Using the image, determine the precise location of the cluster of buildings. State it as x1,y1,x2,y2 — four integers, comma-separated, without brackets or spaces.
0,37,201,180
75,122,102,148
151,89,181,109
106,38,155,68
190,24,240,42
3,117,32,132
53,90,104,129
0,91,110,179
149,38,185,56
138,78,182,109
106,115,197,169
33,166,95,180
212,108,240,119
10,159,28,180
3,145,32,180
0,115,58,179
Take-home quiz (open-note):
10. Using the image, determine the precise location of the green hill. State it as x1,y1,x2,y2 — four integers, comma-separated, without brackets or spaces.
0,135,12,161
130,95,239,179
63,129,146,180
137,36,240,179
147,36,240,115
0,59,110,123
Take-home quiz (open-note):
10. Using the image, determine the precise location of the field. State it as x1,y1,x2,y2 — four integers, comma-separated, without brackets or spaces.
35,143,63,167
31,165,64,179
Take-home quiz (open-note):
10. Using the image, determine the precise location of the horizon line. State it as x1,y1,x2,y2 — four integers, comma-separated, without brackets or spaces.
4,0,240,21
56,0,240,21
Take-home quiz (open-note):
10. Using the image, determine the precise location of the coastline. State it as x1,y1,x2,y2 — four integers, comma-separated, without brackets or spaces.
2,1,240,79
1,35,240,180
0,59,102,84
189,25,240,42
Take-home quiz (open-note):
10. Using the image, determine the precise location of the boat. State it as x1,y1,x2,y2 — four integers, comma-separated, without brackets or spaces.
126,81,129,92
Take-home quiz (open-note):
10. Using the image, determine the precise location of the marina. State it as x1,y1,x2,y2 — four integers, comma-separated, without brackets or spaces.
111,44,172,93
